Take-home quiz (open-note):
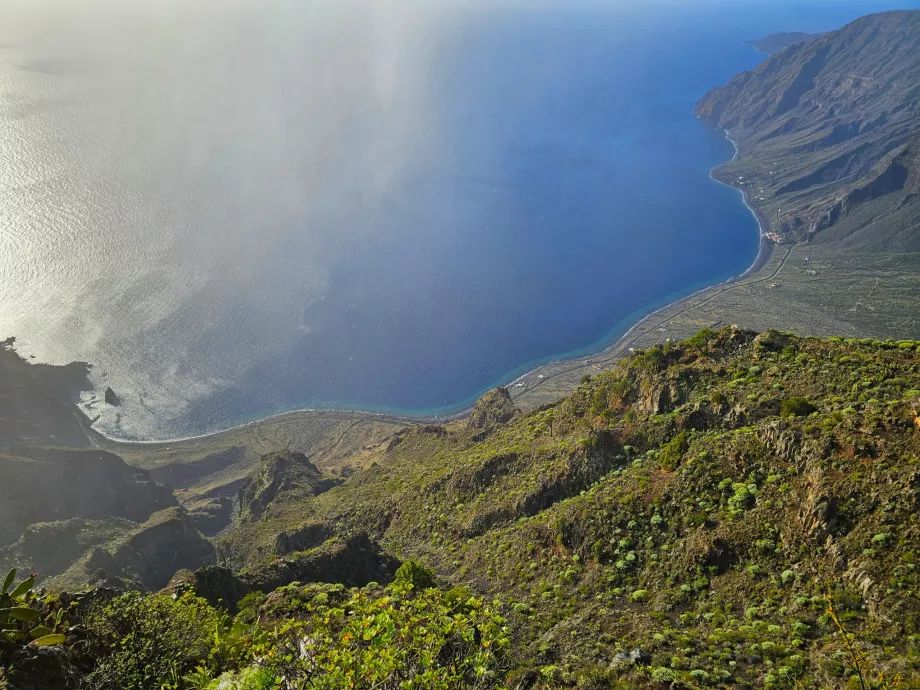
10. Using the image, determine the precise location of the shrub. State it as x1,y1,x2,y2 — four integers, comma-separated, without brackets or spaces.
684,328,716,350
393,559,437,591
82,591,229,690
258,584,509,689
0,568,65,649
781,397,816,417
659,431,690,471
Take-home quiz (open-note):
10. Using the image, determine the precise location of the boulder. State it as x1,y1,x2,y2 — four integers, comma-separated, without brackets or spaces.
4,646,81,690
166,565,250,612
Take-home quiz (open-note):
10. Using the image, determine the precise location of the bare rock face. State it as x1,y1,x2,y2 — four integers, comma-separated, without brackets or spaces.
467,387,519,431
238,451,340,521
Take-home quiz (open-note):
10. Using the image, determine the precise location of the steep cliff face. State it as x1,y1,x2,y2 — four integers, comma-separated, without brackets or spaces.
696,11,920,245
0,447,176,546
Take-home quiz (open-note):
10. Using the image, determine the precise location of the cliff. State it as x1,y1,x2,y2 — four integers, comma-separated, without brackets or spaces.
0,447,176,547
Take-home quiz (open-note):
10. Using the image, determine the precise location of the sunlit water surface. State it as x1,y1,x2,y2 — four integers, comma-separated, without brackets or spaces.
1,0,915,439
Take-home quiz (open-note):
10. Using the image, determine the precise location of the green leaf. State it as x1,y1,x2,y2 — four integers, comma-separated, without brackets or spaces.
9,607,40,622
30,634,66,647
30,626,53,639
9,575,34,600
2,569,15,595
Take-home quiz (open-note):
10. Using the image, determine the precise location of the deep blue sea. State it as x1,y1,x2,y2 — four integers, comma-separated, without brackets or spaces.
1,0,917,439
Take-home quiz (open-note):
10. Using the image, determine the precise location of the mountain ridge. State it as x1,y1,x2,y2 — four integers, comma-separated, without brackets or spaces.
696,10,920,246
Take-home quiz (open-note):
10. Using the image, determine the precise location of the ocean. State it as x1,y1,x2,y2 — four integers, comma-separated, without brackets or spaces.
1,0,916,440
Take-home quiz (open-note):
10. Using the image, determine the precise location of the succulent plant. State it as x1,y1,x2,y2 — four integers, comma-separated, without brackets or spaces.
0,568,65,647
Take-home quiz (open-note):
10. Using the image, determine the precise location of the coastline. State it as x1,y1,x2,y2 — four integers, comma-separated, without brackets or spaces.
88,122,771,447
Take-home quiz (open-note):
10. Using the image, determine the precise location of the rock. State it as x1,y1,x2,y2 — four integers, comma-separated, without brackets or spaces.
166,565,250,612
753,330,790,356
612,648,651,667
273,520,332,556
0,517,136,581
242,532,400,593
238,451,339,521
702,538,739,575
467,387,519,431
188,497,234,536
4,645,82,690
53,508,216,591
104,386,118,405
108,508,216,590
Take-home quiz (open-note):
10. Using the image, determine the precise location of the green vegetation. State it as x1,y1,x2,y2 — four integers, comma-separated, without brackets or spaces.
0,568,65,648
8,576,507,690
780,396,816,417
7,327,920,689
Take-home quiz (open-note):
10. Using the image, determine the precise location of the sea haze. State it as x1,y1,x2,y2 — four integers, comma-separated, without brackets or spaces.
1,0,916,440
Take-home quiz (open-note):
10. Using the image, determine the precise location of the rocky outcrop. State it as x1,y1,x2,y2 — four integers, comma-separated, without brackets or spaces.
0,447,176,546
0,517,135,581
516,431,626,519
108,508,216,590
446,453,521,503
0,341,93,449
467,387,519,431
238,451,339,521
165,532,396,610
166,565,251,612
3,645,82,690
241,532,400,593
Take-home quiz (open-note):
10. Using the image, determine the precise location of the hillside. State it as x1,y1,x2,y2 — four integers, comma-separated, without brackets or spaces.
696,10,920,247
6,328,920,688
744,32,820,56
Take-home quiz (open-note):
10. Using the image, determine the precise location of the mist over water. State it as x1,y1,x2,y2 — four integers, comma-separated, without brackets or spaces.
1,0,915,440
